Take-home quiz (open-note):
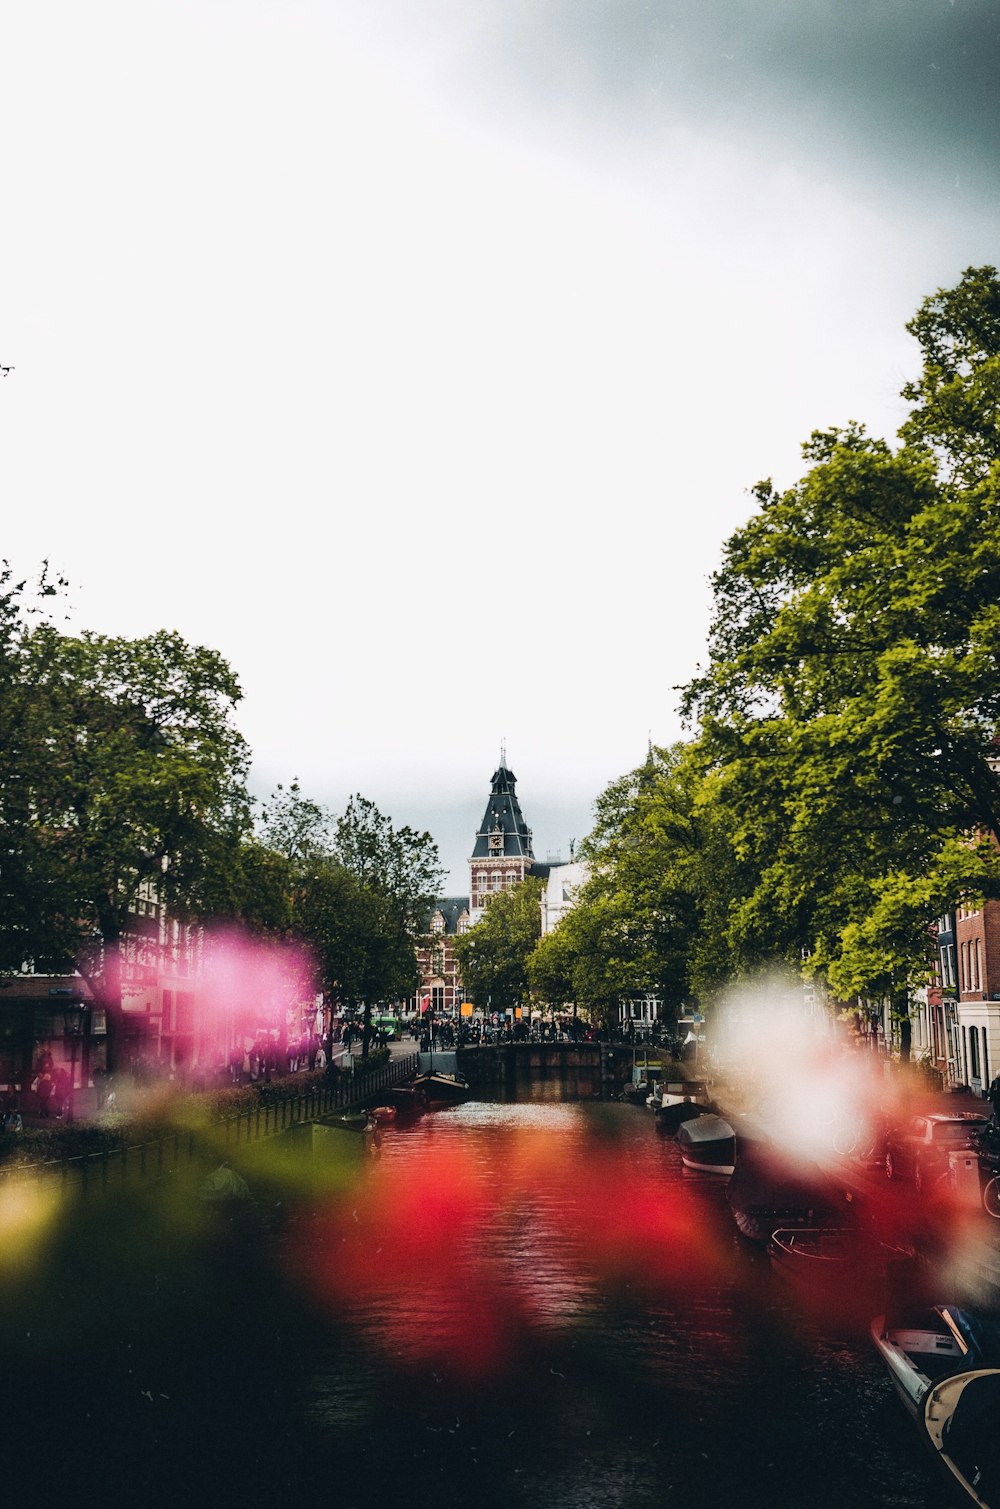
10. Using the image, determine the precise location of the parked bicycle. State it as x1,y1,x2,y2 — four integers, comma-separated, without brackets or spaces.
972,1121,1000,1218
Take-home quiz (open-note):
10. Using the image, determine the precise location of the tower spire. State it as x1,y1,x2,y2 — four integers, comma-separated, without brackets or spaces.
500,736,507,767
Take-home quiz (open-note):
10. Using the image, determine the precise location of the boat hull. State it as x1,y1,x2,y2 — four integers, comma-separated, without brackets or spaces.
677,1113,736,1175
923,1368,1000,1507
412,1071,471,1105
728,1147,839,1244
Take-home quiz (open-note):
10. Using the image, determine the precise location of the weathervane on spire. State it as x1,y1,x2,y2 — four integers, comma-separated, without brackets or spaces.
500,737,507,767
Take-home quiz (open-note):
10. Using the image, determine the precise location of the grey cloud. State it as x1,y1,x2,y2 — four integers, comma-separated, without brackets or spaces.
398,0,1000,200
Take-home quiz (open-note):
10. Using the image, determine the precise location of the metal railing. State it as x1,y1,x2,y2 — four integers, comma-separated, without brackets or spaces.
0,1053,419,1197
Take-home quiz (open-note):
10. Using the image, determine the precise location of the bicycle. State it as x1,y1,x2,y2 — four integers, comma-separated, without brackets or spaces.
969,1123,1000,1218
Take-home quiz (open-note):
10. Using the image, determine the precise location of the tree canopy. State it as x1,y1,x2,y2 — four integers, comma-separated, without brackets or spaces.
1,588,252,1066
527,744,731,1024
246,786,443,1052
454,877,544,1014
680,265,1000,1025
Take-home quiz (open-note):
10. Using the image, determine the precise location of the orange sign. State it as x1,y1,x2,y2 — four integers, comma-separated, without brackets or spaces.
460,1002,473,1017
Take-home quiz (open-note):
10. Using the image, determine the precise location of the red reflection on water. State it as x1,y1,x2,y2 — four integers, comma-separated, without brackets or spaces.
289,1128,730,1378
538,1144,728,1293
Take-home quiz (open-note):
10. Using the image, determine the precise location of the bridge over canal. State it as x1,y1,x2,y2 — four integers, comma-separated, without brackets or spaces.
457,1040,633,1098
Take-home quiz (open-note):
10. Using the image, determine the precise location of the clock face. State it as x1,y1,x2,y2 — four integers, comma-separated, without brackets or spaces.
489,834,502,849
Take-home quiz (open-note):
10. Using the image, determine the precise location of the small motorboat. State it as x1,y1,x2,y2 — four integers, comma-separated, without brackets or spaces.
676,1112,736,1175
368,1104,397,1124
622,1066,664,1105
654,1080,716,1133
388,1084,424,1114
727,1144,840,1243
768,1226,913,1331
871,1305,1000,1420
923,1366,1000,1506
411,1070,471,1106
328,1111,372,1133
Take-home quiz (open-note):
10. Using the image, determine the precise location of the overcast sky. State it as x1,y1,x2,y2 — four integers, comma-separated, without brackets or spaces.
3,0,999,889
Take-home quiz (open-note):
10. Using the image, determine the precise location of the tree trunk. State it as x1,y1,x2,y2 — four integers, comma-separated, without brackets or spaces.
895,989,912,1065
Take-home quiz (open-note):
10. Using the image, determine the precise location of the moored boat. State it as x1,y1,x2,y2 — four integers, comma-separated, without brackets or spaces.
327,1111,371,1133
388,1084,424,1114
871,1305,1000,1420
657,1098,712,1135
655,1080,716,1133
411,1070,471,1106
727,1144,840,1243
923,1366,1000,1506
769,1226,911,1331
676,1112,736,1175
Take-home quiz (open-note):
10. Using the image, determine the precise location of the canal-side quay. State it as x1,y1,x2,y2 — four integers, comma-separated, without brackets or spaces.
0,1051,421,1195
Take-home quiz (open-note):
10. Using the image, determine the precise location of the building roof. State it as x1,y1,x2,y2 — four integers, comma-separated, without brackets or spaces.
425,897,471,935
471,763,536,860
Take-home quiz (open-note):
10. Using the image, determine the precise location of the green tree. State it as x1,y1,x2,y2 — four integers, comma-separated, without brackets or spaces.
527,745,731,1029
454,877,544,1014
240,786,443,1058
259,779,333,865
7,619,251,1067
681,266,1000,1049
330,796,443,1053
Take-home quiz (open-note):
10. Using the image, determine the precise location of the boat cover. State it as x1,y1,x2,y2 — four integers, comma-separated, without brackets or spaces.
944,1308,1000,1369
679,1113,735,1145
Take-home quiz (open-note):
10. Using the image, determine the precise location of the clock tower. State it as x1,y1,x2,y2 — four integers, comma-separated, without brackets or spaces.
469,752,538,923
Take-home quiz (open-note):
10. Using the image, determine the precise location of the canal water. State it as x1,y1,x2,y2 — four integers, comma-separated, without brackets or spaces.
290,1094,944,1509
0,1092,948,1508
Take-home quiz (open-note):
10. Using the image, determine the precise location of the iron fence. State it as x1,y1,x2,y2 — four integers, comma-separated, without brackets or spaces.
0,1053,419,1197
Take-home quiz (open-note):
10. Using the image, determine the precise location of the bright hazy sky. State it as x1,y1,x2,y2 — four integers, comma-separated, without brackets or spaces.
3,1,999,888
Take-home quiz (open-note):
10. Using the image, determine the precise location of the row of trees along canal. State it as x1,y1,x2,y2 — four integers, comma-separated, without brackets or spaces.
0,588,443,1069
458,267,1000,1059
5,267,1000,1064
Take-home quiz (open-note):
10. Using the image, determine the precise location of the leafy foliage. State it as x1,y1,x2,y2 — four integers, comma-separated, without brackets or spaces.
2,589,252,1063
243,786,443,1051
680,266,1000,1019
454,878,544,1012
527,745,735,1024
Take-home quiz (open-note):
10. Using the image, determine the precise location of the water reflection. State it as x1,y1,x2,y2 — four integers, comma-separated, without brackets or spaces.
292,1096,943,1509
0,1092,948,1509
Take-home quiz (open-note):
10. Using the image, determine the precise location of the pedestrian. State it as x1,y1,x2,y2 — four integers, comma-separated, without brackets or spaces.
93,1063,108,1108
52,1066,71,1119
35,1070,54,1117
988,1072,1000,1122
